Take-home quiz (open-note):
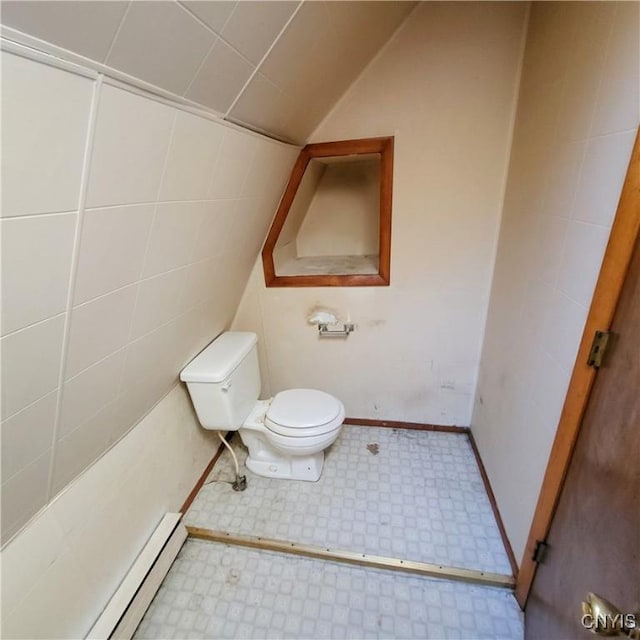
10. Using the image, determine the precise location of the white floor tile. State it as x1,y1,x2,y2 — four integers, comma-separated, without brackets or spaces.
185,427,512,575
134,540,523,640
135,427,522,639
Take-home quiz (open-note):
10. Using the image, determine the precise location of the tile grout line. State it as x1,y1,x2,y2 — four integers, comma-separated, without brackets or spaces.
1,209,80,221
116,112,179,400
1,311,66,342
204,128,227,200
181,35,219,98
102,0,131,65
46,74,104,501
223,0,305,120
0,187,310,226
178,0,239,99
519,9,621,400
71,247,219,318
547,1,620,286
176,1,268,77
585,2,619,146
49,270,221,422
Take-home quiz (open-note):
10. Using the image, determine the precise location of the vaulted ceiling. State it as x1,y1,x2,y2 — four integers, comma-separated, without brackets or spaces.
1,1,416,143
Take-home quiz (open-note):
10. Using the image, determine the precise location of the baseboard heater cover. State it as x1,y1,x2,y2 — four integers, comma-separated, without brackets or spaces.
87,513,187,640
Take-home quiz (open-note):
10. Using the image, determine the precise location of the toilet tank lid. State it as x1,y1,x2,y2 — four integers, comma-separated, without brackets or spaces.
180,332,257,383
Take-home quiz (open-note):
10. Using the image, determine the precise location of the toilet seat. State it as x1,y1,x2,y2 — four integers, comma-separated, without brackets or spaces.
265,389,344,438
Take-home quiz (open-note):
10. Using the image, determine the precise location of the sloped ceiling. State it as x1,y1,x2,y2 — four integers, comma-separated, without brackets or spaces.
1,1,416,143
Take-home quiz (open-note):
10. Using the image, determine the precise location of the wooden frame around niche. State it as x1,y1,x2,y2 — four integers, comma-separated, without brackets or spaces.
261,136,394,287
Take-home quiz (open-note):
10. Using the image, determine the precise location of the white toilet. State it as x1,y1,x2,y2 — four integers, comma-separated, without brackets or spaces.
180,332,344,481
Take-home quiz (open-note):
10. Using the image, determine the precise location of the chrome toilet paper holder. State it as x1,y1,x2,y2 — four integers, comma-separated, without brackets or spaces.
318,323,355,338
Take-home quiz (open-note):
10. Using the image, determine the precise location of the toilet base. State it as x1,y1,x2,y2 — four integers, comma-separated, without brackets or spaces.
245,450,324,482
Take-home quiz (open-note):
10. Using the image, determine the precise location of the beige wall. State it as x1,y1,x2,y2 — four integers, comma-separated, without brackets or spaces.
0,49,298,544
234,3,528,425
273,159,326,268
1,385,214,639
472,1,639,564
297,159,380,258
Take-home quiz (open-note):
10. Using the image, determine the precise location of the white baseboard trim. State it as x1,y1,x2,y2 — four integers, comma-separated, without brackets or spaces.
87,513,187,640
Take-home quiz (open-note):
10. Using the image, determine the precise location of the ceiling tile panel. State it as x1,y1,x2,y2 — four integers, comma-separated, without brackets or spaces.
1,0,128,62
221,1,298,65
106,0,215,95
185,38,254,113
257,1,334,94
229,72,295,139
326,1,417,64
230,1,416,142
180,0,236,34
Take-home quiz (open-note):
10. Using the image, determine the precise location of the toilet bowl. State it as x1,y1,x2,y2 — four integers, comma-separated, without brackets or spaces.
180,332,344,481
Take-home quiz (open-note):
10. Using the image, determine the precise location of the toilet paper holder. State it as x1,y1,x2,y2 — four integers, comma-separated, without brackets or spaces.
318,323,355,338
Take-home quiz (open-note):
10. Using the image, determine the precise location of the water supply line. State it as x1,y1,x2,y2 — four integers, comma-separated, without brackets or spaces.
217,431,247,491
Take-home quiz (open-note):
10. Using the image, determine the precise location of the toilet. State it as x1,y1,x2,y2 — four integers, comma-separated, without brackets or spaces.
180,332,344,481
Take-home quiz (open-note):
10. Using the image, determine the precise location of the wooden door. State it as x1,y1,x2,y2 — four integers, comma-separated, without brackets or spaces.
525,232,640,637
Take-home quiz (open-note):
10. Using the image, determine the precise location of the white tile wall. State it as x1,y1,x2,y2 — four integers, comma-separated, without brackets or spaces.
592,2,640,136
1,314,66,420
532,215,568,285
191,200,237,262
73,204,155,305
59,350,125,437
86,84,175,208
65,284,139,379
159,110,224,202
180,259,220,309
208,129,257,199
52,403,116,494
0,52,93,217
572,130,637,227
543,140,585,220
1,386,218,640
556,222,610,307
142,202,208,277
129,269,188,340
1,50,298,546
1,213,77,334
1,450,52,544
1,391,57,484
473,1,639,564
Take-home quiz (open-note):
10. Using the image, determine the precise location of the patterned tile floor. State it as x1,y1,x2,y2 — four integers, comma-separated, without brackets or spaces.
185,427,512,575
134,539,523,640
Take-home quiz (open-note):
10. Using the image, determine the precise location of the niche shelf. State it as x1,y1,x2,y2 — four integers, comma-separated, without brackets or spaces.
262,137,394,287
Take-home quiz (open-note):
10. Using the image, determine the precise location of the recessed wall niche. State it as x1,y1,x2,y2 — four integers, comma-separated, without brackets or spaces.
262,137,393,287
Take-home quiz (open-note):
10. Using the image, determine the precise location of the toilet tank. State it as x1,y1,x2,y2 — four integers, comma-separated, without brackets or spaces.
180,332,260,430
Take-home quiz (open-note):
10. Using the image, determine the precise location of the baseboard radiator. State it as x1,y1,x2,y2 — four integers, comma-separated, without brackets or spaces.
87,513,187,640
